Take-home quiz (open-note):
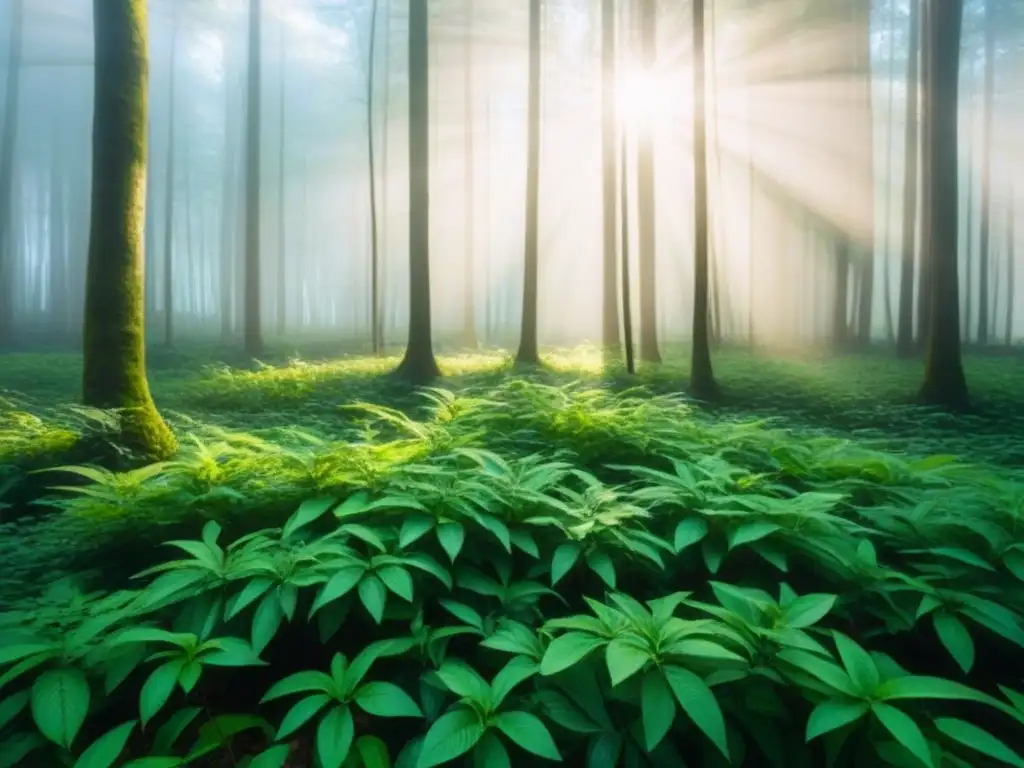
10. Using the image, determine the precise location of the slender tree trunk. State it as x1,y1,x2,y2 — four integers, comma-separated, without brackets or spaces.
461,0,478,348
277,15,287,337
964,94,975,343
0,0,23,346
881,0,897,346
600,0,620,350
243,0,263,358
918,0,968,409
378,1,391,351
1006,186,1015,347
49,126,68,335
394,0,440,382
84,0,175,458
916,0,933,350
367,0,381,353
636,0,659,362
689,0,716,398
833,238,849,348
896,0,920,358
620,126,635,373
516,0,542,365
855,0,875,347
976,0,996,346
162,21,178,346
220,65,237,340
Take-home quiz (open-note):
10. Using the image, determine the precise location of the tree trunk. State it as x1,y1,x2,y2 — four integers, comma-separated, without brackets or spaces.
636,0,660,362
1006,186,1015,347
915,0,933,351
881,0,897,346
600,0,620,351
277,14,287,337
620,125,635,373
516,0,542,365
0,0,24,345
896,0,920,358
84,0,175,459
854,0,875,347
833,238,849,348
976,0,996,346
394,0,440,383
461,0,477,349
162,20,177,346
220,63,237,340
918,0,968,409
689,0,716,399
243,0,263,358
367,0,381,353
49,126,68,335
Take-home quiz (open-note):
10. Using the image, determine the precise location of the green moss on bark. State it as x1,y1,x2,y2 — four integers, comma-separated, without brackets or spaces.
82,0,175,459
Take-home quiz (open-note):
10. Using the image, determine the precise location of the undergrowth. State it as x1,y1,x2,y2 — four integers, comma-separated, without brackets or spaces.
1,346,1023,766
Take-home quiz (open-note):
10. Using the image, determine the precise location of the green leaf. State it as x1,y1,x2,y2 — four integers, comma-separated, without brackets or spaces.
225,578,275,621
153,707,201,754
775,649,858,696
187,715,271,760
493,711,561,761
933,613,974,674
251,591,285,655
436,522,465,562
0,690,29,732
605,637,650,686
585,549,616,589
317,706,355,768
540,632,607,676
202,637,266,668
871,702,932,768
399,515,435,549
31,667,91,749
438,599,484,630
586,732,623,768
435,660,489,701
0,732,46,768
284,497,337,540
805,699,869,741
875,675,993,706
728,522,781,550
140,660,186,727
701,537,726,574
0,643,57,667
354,682,423,718
358,575,388,624
934,717,1024,768
72,720,137,768
490,656,539,707
377,566,414,602
674,518,709,552
510,529,539,558
417,707,485,768
311,566,367,617
551,543,581,586
249,745,291,768
355,735,392,768
478,514,512,551
832,632,879,695
472,732,510,768
277,694,333,740
780,594,837,630
534,690,601,735
262,670,335,703
177,661,201,694
663,664,728,760
641,670,676,751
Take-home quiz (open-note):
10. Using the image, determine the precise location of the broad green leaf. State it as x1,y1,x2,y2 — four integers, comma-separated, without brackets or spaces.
72,720,137,768
585,549,616,589
586,732,623,768
32,667,91,748
933,613,974,674
283,497,337,540
436,523,466,563
355,735,392,768
781,594,837,630
251,592,285,655
187,715,271,760
311,567,367,617
478,514,512,551
490,656,539,707
202,637,266,668
701,537,726,574
317,705,355,768
435,661,489,701
674,518,709,552
728,522,780,550
775,649,858,696
805,699,869,741
177,661,201,694
605,638,650,686
0,644,57,667
438,600,484,630
493,711,561,761
832,632,879,695
550,543,581,586
534,690,601,735
249,745,291,768
262,670,335,703
153,707,202,754
934,717,1024,768
354,682,422,718
510,529,539,558
417,707,485,768
875,675,994,706
140,660,186,727
472,732,510,768
663,664,728,760
377,566,414,602
0,690,29,732
399,515,435,549
641,669,676,751
871,702,932,768
540,632,607,676
0,732,46,768
277,694,332,740
358,575,388,624
225,578,275,621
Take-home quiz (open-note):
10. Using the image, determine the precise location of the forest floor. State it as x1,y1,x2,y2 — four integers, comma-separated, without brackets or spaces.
1,343,1024,765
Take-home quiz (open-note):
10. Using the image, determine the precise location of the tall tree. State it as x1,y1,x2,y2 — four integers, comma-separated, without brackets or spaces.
461,0,478,349
918,0,968,409
689,0,716,398
1006,185,1016,347
516,0,542,365
162,13,179,347
976,0,997,346
84,0,175,459
366,0,382,353
394,0,440,382
854,0,875,346
896,0,921,357
243,0,263,357
277,13,287,337
601,0,620,350
915,0,933,349
636,0,660,362
0,0,24,345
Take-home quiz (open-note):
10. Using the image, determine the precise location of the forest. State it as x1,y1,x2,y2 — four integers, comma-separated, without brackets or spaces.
0,0,1023,765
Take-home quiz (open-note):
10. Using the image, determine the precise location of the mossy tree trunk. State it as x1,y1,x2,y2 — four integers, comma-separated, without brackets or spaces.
516,0,542,366
83,0,176,460
0,0,24,346
918,0,968,410
689,0,717,400
394,0,441,384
